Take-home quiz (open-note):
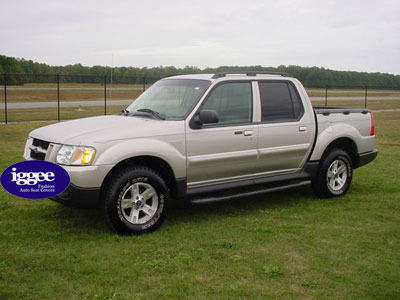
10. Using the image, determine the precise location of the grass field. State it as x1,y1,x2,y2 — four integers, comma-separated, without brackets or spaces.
311,100,400,110
0,105,126,123
1,100,400,123
306,88,400,98
0,111,399,299
3,85,145,103
1,84,399,103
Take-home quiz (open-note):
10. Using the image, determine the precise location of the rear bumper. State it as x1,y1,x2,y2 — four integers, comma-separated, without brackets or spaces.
49,184,100,208
355,149,378,169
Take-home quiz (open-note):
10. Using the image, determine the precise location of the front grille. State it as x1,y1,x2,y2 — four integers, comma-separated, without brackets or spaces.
30,138,50,160
30,151,45,160
32,138,50,149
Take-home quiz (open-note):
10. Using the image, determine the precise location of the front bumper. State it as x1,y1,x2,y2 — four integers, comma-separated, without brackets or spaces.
355,149,378,169
49,164,112,207
50,164,114,207
50,184,100,208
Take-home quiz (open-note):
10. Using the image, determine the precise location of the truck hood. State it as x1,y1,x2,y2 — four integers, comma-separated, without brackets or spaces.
29,115,185,145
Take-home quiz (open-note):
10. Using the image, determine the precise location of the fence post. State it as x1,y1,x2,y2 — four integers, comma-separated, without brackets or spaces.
325,85,328,107
104,75,107,115
364,86,368,108
57,74,60,122
142,76,146,92
3,73,7,124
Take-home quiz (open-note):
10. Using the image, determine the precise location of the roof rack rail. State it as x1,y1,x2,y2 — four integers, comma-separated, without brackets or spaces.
212,71,292,79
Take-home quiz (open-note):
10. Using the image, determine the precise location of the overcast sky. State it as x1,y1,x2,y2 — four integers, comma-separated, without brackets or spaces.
1,0,399,74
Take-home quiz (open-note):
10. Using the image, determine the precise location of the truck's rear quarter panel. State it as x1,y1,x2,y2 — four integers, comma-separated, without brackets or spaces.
310,110,375,161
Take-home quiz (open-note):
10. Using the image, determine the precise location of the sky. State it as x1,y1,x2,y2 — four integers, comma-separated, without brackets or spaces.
0,0,399,74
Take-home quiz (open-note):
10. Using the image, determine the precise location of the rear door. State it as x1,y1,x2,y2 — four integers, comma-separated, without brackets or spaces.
185,81,258,186
255,80,315,175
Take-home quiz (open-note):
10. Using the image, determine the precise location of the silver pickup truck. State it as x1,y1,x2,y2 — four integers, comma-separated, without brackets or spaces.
24,72,378,234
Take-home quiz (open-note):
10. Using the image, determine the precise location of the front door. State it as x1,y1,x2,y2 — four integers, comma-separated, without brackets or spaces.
186,81,258,187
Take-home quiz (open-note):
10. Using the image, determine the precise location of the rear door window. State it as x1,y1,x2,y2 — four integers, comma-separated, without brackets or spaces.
258,82,304,122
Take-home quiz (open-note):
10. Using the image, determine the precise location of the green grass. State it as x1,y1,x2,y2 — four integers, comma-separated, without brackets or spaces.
1,84,399,123
0,105,126,123
1,100,399,123
0,112,399,299
311,100,400,110
1,85,399,103
0,83,147,104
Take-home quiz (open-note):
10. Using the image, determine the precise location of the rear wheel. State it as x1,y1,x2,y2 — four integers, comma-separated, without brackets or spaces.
312,148,353,198
102,166,169,234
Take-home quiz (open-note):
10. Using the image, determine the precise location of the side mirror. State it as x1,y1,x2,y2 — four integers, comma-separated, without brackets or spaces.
199,110,219,124
190,110,219,129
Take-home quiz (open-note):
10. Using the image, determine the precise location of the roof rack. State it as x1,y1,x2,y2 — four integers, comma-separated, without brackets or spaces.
211,71,292,79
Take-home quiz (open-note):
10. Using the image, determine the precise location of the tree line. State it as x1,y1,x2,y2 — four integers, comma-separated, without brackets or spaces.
0,54,399,88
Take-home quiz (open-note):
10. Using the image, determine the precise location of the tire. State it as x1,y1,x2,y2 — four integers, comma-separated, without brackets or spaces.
102,166,169,234
311,148,353,198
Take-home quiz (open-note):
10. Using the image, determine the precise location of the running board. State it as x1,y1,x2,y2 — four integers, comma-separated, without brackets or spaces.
189,180,311,204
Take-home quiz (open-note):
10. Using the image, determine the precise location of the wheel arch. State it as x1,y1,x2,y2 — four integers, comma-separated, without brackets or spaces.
310,121,363,164
320,137,358,166
100,155,182,199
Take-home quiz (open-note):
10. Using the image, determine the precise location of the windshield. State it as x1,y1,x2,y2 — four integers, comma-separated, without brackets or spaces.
126,79,211,119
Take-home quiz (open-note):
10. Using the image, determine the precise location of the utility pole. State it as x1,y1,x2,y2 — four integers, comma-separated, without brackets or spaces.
109,54,114,101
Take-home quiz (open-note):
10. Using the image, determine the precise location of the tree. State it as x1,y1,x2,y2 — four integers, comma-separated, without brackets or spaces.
0,54,399,87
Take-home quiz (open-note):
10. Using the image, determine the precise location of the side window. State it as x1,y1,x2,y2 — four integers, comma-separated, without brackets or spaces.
201,82,252,125
259,82,304,122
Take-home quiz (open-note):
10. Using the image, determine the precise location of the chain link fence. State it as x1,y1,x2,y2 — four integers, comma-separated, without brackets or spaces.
1,74,400,123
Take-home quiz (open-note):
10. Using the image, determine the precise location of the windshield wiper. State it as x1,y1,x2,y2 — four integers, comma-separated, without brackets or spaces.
136,108,165,120
120,108,129,116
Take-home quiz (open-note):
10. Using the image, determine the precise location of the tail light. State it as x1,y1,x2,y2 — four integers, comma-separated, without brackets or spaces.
370,113,375,136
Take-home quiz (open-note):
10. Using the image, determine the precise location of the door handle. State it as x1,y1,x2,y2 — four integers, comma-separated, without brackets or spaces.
299,126,307,132
243,130,254,136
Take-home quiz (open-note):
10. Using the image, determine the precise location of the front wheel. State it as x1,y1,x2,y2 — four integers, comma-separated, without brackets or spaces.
311,148,353,198
102,166,169,234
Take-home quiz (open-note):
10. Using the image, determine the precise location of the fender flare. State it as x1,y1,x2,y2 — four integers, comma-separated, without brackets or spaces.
95,138,186,179
310,123,361,161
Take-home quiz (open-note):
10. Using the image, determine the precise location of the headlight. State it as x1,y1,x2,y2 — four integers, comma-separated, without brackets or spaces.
56,145,96,165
